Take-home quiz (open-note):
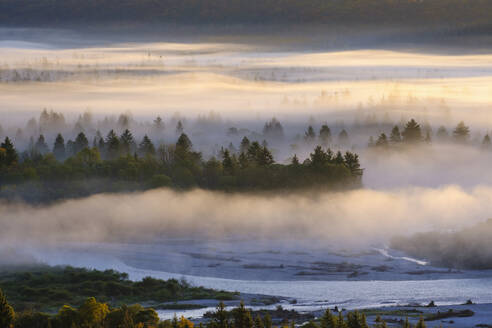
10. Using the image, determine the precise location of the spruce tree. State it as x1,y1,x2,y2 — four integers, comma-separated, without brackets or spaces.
1,137,18,165
120,129,136,155
338,129,349,145
240,136,251,154
0,288,15,328
415,316,426,328
105,130,120,159
74,132,89,153
138,135,156,157
375,133,388,147
482,134,491,149
389,125,402,143
402,119,422,143
304,126,316,143
320,309,337,328
53,133,66,160
319,124,332,145
35,134,49,155
453,121,470,143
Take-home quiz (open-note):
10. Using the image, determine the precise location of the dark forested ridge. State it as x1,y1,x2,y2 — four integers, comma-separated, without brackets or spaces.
0,0,491,28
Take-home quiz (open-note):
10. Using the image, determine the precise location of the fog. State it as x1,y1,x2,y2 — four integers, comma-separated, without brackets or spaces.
1,27,492,271
0,185,491,247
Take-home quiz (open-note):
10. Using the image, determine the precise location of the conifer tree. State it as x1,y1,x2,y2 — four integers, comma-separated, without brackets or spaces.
105,129,120,159
120,129,136,155
74,132,89,153
53,133,66,160
35,134,49,155
389,125,402,143
1,137,18,165
304,126,316,143
319,124,332,145
240,136,251,154
138,135,156,157
415,316,426,328
375,133,388,147
453,121,470,143
482,134,491,149
0,288,14,328
402,119,422,143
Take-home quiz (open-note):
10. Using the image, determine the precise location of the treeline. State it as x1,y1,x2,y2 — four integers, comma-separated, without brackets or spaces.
368,119,492,149
0,266,236,313
0,0,491,27
0,130,362,202
0,290,428,328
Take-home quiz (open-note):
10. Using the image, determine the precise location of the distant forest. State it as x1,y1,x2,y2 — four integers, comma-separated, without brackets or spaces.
0,0,491,27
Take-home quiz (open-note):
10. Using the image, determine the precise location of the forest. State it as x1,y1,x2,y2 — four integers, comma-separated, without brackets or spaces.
0,123,363,202
0,0,491,28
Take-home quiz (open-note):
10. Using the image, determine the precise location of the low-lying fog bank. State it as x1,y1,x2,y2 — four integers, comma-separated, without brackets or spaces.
1,185,492,268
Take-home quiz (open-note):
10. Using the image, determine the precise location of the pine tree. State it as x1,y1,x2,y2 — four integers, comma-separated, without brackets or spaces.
375,133,388,147
291,154,300,166
389,125,402,143
453,121,470,143
138,135,156,157
1,137,18,165
240,136,251,154
153,116,165,134
338,129,349,145
176,120,184,135
254,315,264,328
320,309,337,328
402,119,422,143
106,130,120,159
210,302,229,328
35,134,49,155
415,316,426,328
120,129,136,155
304,126,316,143
222,149,235,174
176,133,192,152
482,134,491,149
263,117,284,140
319,124,332,145
232,301,253,328
53,133,66,160
74,132,89,154
0,288,15,328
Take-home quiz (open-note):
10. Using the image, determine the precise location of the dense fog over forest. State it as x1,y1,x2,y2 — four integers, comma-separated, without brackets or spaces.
1,0,492,323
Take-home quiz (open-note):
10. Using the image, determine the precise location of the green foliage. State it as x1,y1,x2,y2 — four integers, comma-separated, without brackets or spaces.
0,132,362,203
0,288,15,328
0,267,236,313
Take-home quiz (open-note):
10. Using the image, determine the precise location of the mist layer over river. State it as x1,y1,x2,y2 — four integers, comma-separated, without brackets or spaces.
2,27,492,316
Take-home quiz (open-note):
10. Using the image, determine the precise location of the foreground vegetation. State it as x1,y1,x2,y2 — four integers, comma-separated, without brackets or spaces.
0,287,431,328
0,131,362,202
0,266,236,313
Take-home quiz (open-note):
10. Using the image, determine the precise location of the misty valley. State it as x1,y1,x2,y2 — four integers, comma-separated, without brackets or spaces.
1,7,492,328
